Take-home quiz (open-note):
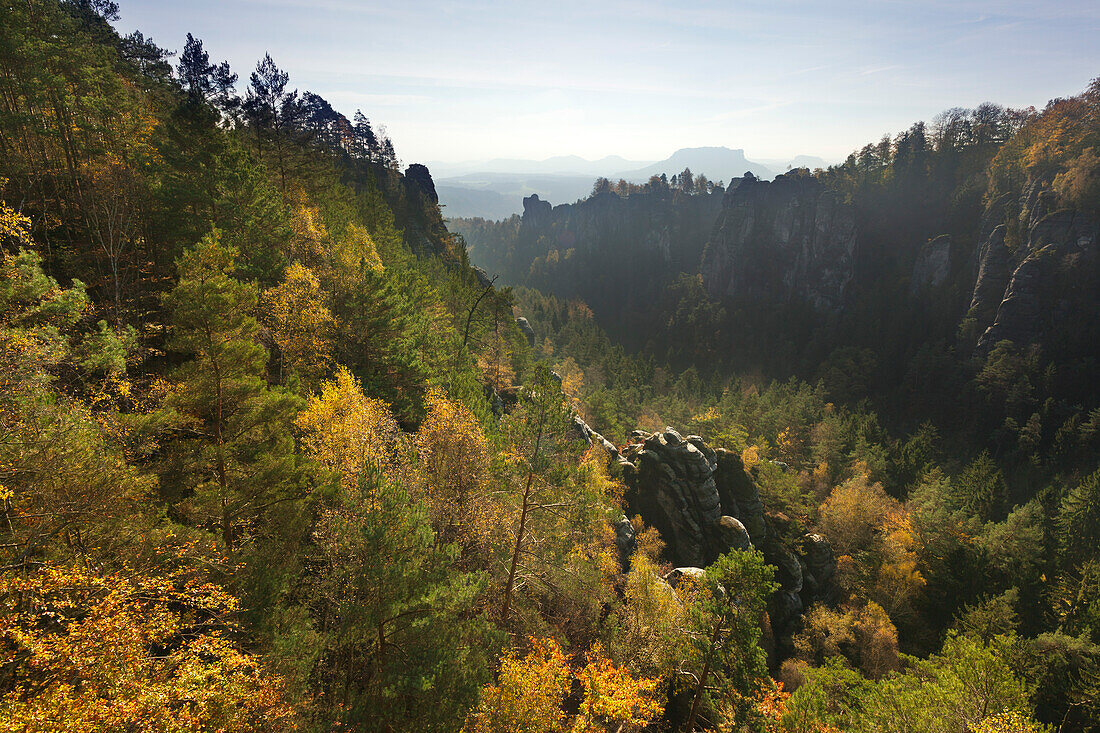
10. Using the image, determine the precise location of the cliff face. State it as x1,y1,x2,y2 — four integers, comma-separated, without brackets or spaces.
702,172,857,311
975,208,1100,356
513,189,726,345
700,168,1099,371
466,162,1098,414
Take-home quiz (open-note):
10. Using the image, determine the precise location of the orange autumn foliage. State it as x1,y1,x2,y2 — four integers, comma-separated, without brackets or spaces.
0,562,295,732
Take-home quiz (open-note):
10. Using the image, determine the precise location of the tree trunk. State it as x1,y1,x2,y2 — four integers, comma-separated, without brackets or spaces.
684,621,723,731
500,410,545,625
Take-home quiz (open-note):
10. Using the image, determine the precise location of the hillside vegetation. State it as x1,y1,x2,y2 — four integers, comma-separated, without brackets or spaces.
1,2,1099,731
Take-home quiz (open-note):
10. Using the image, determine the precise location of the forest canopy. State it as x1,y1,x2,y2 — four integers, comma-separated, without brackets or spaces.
1,1,1099,731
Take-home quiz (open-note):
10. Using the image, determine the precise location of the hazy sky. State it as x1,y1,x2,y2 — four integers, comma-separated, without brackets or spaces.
115,0,1100,165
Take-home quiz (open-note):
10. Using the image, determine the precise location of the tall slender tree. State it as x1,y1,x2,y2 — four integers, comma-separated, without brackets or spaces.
161,230,307,554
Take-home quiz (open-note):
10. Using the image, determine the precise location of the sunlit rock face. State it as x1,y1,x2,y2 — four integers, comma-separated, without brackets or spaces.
702,171,857,312
910,234,953,295
600,425,838,640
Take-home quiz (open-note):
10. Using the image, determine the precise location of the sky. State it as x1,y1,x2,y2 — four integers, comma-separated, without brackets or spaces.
115,0,1100,165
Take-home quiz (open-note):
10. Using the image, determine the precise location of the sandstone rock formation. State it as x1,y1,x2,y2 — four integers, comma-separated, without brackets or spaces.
514,316,536,347
702,171,857,311
968,224,1014,335
977,209,1100,355
910,234,953,294
584,425,840,640
404,163,438,204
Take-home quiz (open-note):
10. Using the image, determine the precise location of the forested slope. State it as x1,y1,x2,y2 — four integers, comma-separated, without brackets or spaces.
1,1,1099,732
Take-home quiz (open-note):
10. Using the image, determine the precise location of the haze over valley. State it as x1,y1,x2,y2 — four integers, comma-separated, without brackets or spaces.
433,147,829,219
3,1,1100,731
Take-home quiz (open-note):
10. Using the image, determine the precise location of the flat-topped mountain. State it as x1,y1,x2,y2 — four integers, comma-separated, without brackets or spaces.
612,146,775,182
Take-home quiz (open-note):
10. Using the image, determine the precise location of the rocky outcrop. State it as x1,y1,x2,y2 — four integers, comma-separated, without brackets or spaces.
521,193,553,226
702,171,857,311
404,163,438,204
514,316,536,347
620,428,726,568
610,426,838,640
977,209,1100,355
968,224,1014,334
910,235,953,295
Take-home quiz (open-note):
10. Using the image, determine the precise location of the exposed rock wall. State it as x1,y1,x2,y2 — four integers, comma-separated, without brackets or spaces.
588,425,839,640
968,224,1014,334
700,168,1098,369
702,172,857,311
976,209,1100,355
910,234,953,295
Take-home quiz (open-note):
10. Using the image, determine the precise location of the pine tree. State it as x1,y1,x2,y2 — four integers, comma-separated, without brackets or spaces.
681,549,777,732
335,265,431,425
161,230,307,554
1058,468,1100,569
310,468,494,731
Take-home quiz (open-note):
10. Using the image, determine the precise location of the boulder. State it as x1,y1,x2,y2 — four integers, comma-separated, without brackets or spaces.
472,266,493,289
515,316,536,347
663,566,706,590
714,449,766,545
718,515,751,551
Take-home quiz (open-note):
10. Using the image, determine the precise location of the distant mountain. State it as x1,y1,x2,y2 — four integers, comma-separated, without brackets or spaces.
755,154,831,172
436,185,519,221
613,147,775,183
438,172,596,219
435,147,829,220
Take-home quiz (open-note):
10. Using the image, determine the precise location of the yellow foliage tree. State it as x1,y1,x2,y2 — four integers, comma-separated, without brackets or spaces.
0,562,295,732
817,467,926,623
742,445,762,470
818,468,897,559
462,638,663,733
261,262,335,383
329,222,383,292
463,638,571,733
794,602,900,679
969,710,1047,733
614,552,685,677
411,387,501,561
287,188,328,269
295,367,398,489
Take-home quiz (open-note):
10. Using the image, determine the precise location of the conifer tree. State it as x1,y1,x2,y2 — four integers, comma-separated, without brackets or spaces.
335,265,431,424
161,230,306,553
1058,468,1100,570
681,550,777,732
310,468,494,731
